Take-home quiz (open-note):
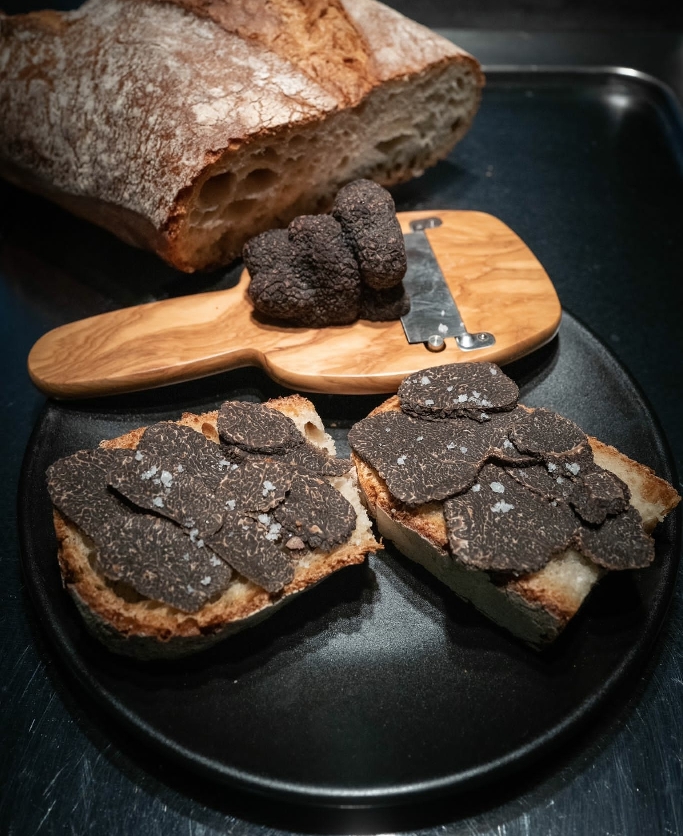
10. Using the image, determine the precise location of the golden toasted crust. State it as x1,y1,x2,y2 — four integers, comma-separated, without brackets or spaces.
352,396,680,645
55,395,379,658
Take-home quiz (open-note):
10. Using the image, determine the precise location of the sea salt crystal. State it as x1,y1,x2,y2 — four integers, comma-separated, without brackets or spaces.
266,523,282,541
491,500,514,513
547,462,557,472
458,394,468,403
160,470,173,488
446,386,454,392
262,480,276,497
472,483,481,492
135,451,143,461
556,476,565,484
417,435,424,442
438,323,449,334
218,458,231,470
141,465,158,481
489,368,498,375
397,456,406,465
152,496,164,507
446,442,455,449
424,399,434,406
225,499,236,511
420,376,431,385
200,576,212,586
257,513,270,525
490,482,505,493
210,555,222,567
460,446,468,454
565,462,580,475
176,464,185,472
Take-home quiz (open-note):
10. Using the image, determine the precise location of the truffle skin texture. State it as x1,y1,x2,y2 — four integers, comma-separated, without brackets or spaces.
245,215,361,327
359,282,410,321
332,180,407,291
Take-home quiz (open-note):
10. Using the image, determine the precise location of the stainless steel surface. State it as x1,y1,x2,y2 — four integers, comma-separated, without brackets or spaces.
401,217,495,350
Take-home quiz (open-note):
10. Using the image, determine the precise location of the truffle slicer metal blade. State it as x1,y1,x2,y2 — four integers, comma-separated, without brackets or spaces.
401,217,495,351
27,210,562,399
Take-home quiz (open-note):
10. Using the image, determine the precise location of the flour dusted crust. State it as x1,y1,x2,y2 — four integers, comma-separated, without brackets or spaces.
0,0,483,271
353,396,680,646
53,395,379,659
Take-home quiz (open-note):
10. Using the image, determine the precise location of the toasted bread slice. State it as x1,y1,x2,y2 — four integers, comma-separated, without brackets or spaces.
53,395,379,659
353,397,679,647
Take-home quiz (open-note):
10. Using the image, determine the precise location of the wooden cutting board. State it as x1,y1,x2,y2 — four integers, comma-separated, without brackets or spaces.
28,211,561,398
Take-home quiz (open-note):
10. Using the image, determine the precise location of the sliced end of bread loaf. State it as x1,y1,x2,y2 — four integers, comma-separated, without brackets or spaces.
55,395,379,659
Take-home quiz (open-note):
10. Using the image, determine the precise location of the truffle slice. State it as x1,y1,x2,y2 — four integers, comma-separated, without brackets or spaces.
46,448,134,539
569,469,631,525
444,464,578,575
398,363,519,422
218,401,304,455
275,441,352,477
348,410,481,505
359,283,410,322
108,461,223,538
577,505,655,569
137,422,239,491
207,516,294,593
505,462,575,503
215,457,294,514
509,408,587,458
274,474,357,551
95,515,233,613
331,179,407,291
349,408,533,506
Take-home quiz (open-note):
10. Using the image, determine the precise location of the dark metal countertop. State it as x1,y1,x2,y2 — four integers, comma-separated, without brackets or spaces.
2,26,683,836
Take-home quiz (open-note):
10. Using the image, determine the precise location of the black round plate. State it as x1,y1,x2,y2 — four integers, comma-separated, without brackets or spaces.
17,313,680,809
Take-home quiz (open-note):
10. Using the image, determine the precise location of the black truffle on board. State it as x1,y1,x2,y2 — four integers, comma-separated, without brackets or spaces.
359,283,410,322
244,179,409,327
245,215,361,327
331,179,407,291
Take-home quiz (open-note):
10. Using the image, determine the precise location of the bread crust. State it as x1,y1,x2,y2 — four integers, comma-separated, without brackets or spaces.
0,0,483,271
53,395,380,658
353,396,680,646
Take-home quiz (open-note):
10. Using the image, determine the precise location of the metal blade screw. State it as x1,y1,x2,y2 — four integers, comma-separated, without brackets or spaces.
426,334,446,352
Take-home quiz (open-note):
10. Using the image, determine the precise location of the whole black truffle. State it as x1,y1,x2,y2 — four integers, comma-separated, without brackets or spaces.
332,179,407,291
360,283,410,322
245,216,361,327
244,180,410,327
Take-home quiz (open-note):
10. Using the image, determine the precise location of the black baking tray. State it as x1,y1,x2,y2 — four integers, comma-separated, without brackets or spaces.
11,68,683,813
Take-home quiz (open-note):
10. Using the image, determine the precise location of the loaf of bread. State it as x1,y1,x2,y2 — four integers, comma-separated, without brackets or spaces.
350,379,680,648
49,395,379,659
0,0,483,272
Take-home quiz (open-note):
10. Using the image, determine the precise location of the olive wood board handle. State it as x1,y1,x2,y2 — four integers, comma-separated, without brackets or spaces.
28,211,562,399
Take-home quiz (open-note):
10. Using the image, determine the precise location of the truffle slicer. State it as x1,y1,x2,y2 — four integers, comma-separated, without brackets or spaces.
28,211,562,399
